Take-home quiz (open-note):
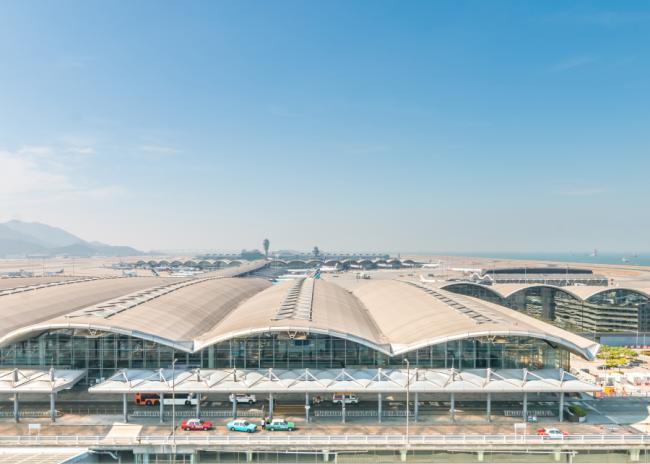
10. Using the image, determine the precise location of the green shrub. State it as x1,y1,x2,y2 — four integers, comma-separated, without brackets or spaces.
597,345,638,362
568,405,587,417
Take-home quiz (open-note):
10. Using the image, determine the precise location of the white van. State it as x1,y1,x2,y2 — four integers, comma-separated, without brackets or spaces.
332,393,359,404
162,393,200,406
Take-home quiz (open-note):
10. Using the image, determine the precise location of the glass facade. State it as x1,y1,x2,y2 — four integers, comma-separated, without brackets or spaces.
445,284,650,334
0,330,569,384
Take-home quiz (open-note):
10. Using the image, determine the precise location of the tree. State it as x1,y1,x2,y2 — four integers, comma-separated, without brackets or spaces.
312,246,320,257
263,239,270,258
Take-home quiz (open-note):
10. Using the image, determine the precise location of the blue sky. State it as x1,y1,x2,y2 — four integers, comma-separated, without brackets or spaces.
0,1,648,253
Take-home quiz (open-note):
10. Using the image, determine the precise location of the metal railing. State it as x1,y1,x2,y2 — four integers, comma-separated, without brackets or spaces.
0,410,62,418
0,434,648,447
131,409,260,418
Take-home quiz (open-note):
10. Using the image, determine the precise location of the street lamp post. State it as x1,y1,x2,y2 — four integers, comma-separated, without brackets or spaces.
403,358,410,445
171,358,177,451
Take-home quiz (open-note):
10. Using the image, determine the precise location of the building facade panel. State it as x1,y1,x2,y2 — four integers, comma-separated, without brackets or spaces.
0,329,569,384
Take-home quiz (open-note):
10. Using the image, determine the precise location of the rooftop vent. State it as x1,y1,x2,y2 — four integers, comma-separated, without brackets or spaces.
273,278,314,321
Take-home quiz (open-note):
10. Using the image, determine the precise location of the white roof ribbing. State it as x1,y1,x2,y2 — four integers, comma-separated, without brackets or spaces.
0,368,86,393
89,367,599,395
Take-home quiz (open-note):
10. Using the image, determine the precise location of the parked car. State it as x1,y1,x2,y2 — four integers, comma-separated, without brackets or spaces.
180,418,213,431
229,393,257,404
332,393,359,404
536,428,568,439
226,419,258,433
265,418,295,431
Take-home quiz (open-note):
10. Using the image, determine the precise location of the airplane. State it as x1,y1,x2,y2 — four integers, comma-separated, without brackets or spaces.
169,270,199,277
108,262,134,270
319,265,341,273
422,261,442,269
2,270,34,278
450,267,482,273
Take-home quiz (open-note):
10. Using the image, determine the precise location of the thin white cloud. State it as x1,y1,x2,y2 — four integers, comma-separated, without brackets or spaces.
138,144,180,154
551,56,597,72
0,149,69,195
0,146,123,200
17,145,55,157
68,146,96,155
84,185,127,199
58,135,96,156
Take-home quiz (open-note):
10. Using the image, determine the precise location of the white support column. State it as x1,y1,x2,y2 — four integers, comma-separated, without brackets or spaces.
246,450,253,462
378,393,382,423
486,393,491,422
630,448,641,462
13,393,19,423
400,449,407,462
522,392,528,421
50,392,56,423
196,396,201,418
122,393,128,423
159,395,164,423
559,392,564,422
477,450,485,462
269,393,274,420
232,397,238,419
341,399,346,423
414,392,419,422
450,392,455,423
305,393,310,422
322,450,330,462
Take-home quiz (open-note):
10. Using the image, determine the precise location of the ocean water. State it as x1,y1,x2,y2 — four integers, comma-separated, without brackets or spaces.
420,252,650,267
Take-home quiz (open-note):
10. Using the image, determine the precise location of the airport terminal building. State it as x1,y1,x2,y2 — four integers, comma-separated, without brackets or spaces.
0,264,599,384
442,282,650,344
0,262,609,461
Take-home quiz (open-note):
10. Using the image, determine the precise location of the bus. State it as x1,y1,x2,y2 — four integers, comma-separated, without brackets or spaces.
134,393,201,406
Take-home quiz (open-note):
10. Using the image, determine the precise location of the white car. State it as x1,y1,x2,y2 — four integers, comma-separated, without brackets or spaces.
332,393,359,404
229,393,257,404
536,427,568,439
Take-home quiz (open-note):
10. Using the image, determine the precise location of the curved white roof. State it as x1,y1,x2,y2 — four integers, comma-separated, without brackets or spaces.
442,282,650,302
0,270,600,360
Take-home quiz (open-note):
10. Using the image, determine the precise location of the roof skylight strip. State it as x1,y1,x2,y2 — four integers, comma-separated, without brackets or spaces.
0,277,105,298
273,277,314,321
408,282,498,325
69,275,225,320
